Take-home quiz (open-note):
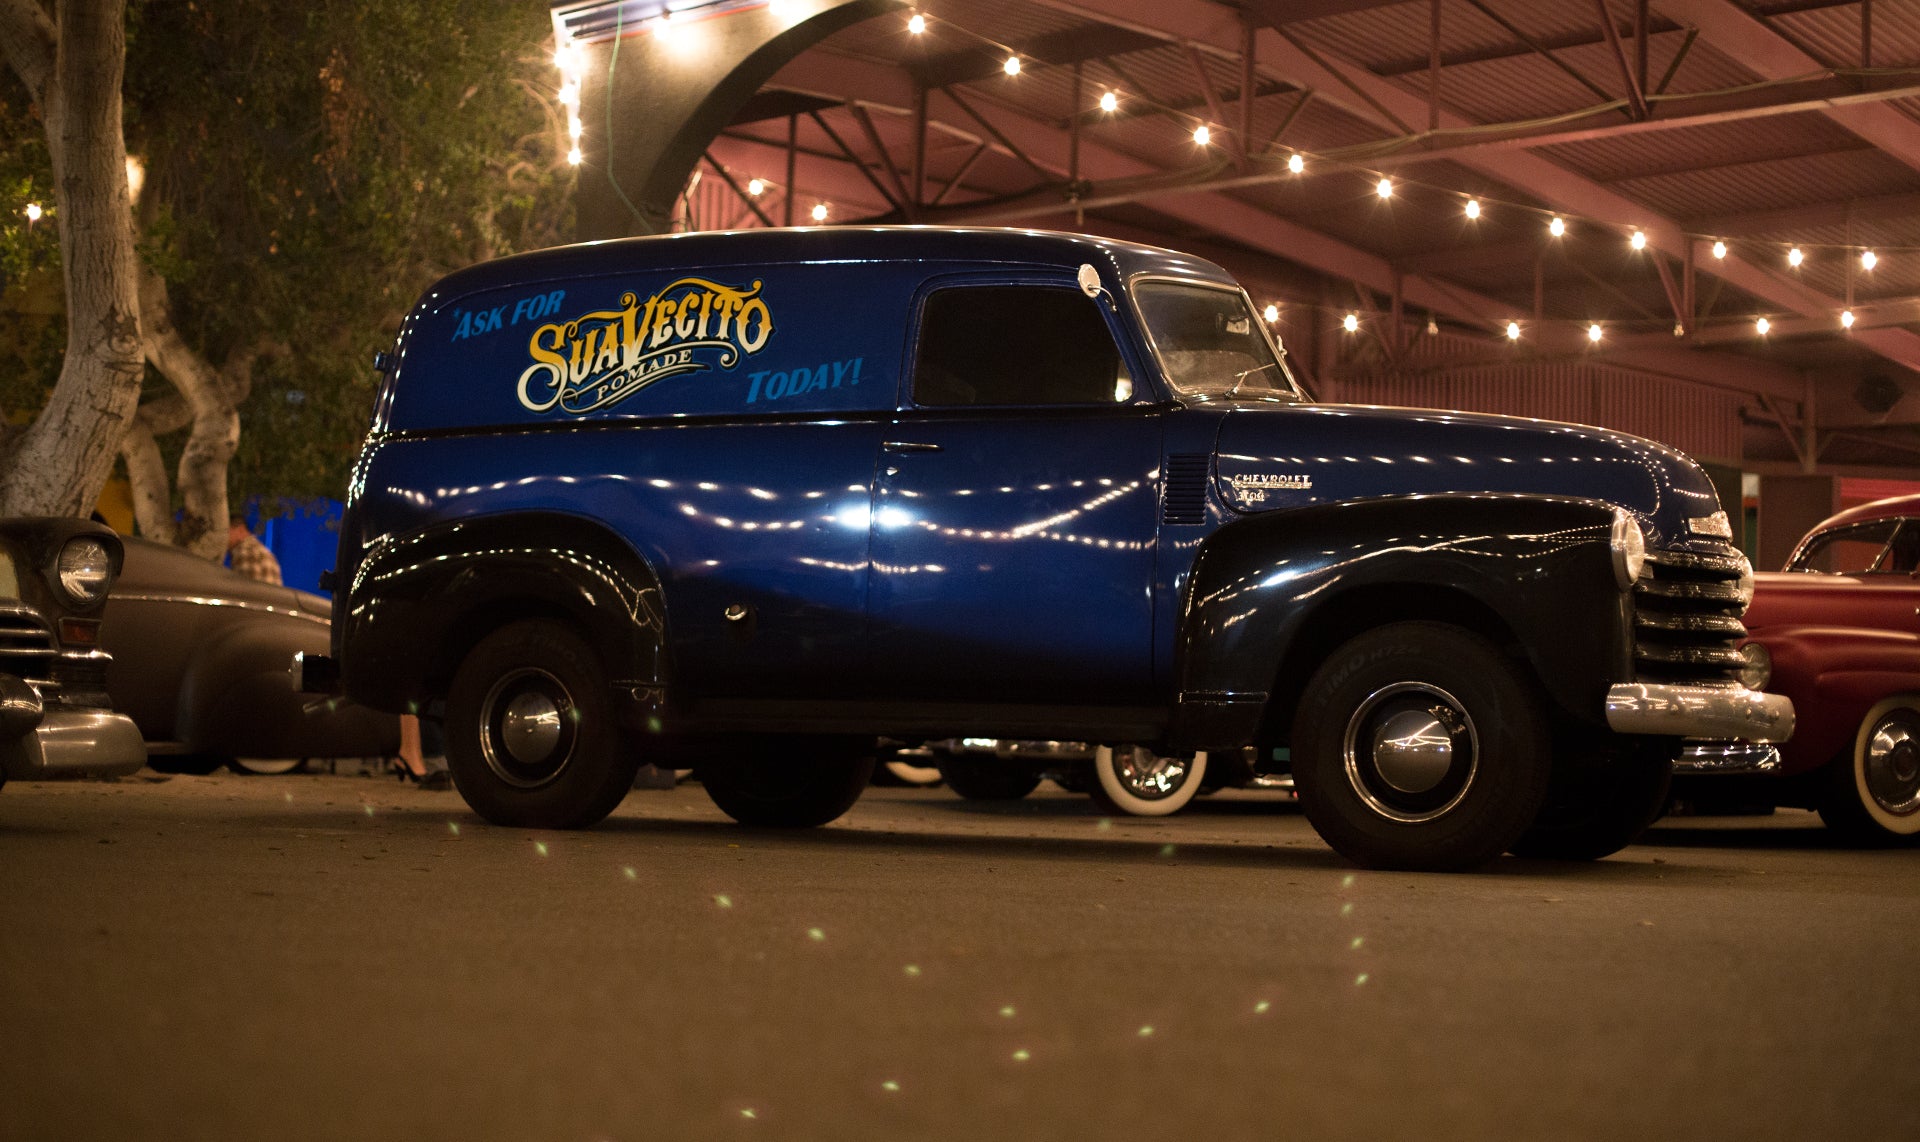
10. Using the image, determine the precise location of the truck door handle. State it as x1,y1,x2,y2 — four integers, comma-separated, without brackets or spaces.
882,440,943,453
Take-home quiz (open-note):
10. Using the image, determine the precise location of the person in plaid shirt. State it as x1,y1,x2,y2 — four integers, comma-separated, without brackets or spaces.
226,515,282,585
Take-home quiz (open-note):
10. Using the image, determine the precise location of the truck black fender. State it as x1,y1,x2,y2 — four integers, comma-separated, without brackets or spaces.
335,512,667,718
1171,494,1634,751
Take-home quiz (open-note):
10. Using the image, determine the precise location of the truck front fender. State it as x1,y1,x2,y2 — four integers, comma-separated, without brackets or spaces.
1173,494,1632,750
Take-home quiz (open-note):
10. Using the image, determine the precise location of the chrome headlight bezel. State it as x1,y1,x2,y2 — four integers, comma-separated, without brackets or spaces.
53,536,114,606
1734,553,1755,609
1737,641,1772,690
1610,510,1648,590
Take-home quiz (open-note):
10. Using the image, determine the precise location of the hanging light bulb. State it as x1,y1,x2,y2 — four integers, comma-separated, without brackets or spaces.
1262,303,1280,323
557,82,580,108
1862,249,1878,270
1787,247,1803,267
747,178,765,197
1464,198,1481,219
1549,217,1566,237
1193,124,1212,146
1630,230,1647,250
811,203,829,222
1587,323,1603,342
1099,91,1118,113
908,13,926,34
23,202,41,222
1287,153,1304,174
567,146,582,166
1712,240,1728,259
1375,177,1393,199
1003,55,1020,76
1343,313,1359,333
1756,316,1771,335
568,116,583,139
1505,321,1521,341
1842,309,1856,329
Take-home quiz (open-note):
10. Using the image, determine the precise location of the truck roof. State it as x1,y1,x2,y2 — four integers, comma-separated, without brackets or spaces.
417,225,1239,312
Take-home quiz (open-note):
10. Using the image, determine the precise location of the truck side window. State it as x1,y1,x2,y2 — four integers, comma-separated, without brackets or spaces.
913,285,1130,407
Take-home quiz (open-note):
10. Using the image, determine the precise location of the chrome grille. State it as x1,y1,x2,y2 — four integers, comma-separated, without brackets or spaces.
1631,549,1748,686
0,604,57,686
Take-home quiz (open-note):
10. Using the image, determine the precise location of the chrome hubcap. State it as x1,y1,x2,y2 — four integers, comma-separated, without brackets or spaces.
1109,746,1193,800
1343,682,1478,823
1864,714,1920,817
479,668,577,789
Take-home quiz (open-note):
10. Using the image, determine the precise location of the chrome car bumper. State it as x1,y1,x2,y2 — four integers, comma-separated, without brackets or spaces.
938,737,1097,761
1674,740,1783,774
1605,683,1795,743
2,706,148,780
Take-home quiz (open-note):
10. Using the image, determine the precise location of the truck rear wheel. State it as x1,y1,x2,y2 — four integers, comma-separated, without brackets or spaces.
699,736,874,826
1293,622,1551,871
444,619,639,829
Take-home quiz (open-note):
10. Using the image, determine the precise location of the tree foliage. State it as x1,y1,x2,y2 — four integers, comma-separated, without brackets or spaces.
4,0,573,505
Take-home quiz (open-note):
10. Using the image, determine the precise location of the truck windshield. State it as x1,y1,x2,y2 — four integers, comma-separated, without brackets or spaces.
1134,281,1303,400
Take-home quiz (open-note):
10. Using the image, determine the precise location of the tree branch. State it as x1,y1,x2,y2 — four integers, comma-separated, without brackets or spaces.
0,0,56,104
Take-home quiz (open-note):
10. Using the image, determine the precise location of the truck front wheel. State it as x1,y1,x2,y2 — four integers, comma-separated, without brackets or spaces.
699,736,875,827
444,619,640,829
1293,622,1551,871
1508,736,1673,860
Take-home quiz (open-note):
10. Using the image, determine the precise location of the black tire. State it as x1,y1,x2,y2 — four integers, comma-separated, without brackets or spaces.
444,619,639,829
1508,735,1673,860
936,754,1041,801
1292,622,1552,872
147,752,229,776
698,736,874,826
1817,697,1920,845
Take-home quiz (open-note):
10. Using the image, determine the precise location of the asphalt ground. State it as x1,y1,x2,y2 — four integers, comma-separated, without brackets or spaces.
2,769,1916,1142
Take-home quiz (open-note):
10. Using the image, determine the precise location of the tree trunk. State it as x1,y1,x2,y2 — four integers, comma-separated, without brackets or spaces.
118,394,189,544
137,268,242,557
0,0,145,517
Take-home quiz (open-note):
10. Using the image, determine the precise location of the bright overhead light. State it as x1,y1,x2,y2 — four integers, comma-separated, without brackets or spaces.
811,203,829,222
1262,303,1280,323
1099,90,1118,113
1193,124,1211,145
566,146,582,166
1630,230,1647,250
1549,217,1566,237
1003,55,1020,76
1375,177,1393,199
1343,313,1359,333
23,202,41,222
747,178,765,196
1862,249,1878,270
1464,198,1481,219
557,82,580,108
908,13,926,34
1587,323,1603,342
1787,247,1803,267
1712,240,1728,259
1287,153,1304,174
1842,309,1857,329
1505,321,1520,340
1756,316,1771,335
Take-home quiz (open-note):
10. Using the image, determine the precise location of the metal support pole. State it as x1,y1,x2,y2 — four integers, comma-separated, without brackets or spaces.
783,114,796,227
1070,62,1083,185
1429,0,1441,135
1240,18,1257,165
911,84,927,212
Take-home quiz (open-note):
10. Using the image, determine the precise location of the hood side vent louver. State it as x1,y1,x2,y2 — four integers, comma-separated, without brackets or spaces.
1163,454,1210,525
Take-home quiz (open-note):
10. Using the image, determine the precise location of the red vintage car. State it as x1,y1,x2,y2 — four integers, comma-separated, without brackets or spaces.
1678,494,1920,842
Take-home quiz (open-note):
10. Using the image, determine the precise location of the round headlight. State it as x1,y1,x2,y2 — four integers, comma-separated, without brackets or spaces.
56,537,114,605
1737,641,1772,690
1610,510,1647,590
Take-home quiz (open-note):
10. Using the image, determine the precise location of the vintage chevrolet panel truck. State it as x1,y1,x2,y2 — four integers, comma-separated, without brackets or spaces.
307,227,1791,870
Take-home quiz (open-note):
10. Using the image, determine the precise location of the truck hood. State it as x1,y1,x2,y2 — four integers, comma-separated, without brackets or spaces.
1213,402,1727,550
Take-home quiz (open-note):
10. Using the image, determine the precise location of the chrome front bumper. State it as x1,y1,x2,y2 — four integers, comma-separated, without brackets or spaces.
1605,683,1794,743
1674,740,1783,774
1,707,148,780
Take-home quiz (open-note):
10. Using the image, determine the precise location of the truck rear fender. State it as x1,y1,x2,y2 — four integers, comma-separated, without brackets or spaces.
337,512,667,713
1176,495,1634,749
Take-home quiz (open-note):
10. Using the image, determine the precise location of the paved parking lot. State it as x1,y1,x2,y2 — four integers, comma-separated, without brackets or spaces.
3,770,1916,1141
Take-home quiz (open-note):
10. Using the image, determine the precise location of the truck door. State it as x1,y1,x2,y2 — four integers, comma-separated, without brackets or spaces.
866,278,1162,705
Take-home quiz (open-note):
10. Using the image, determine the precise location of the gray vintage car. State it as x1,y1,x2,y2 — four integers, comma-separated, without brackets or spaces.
0,517,147,790
100,535,397,773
